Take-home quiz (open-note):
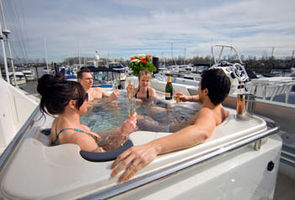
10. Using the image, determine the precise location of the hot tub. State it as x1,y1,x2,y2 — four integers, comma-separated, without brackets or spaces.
0,91,280,199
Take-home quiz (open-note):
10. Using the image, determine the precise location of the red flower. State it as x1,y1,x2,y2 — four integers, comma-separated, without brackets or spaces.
141,58,146,63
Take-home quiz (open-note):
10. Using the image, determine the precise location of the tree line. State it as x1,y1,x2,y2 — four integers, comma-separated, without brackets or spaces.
1,55,294,74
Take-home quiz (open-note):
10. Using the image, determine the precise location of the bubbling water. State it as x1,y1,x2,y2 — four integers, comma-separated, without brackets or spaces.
80,92,197,133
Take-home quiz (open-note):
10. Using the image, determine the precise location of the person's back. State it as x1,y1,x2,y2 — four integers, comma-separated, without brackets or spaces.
191,104,228,126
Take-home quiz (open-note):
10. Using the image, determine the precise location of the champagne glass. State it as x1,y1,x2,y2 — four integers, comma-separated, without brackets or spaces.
174,94,180,103
126,81,133,100
112,80,118,90
127,82,136,116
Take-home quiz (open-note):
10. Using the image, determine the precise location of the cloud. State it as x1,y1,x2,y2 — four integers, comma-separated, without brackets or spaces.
5,0,295,62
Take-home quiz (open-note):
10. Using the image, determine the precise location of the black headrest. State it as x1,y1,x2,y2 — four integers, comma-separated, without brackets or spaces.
40,128,51,136
40,128,134,162
80,139,134,162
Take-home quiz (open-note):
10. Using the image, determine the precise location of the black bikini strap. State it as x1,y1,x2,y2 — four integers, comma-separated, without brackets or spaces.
147,88,149,99
134,88,140,98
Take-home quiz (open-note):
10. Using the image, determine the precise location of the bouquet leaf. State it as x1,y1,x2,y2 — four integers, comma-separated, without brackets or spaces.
129,55,156,76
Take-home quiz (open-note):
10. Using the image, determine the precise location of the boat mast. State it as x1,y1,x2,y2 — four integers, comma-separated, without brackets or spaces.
0,0,18,86
184,48,186,65
44,38,49,73
78,40,81,67
0,22,9,83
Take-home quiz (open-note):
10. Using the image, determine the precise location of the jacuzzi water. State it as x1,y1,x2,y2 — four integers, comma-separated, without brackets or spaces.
80,92,197,133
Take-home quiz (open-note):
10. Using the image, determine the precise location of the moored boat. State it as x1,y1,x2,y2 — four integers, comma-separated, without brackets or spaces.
22,69,36,81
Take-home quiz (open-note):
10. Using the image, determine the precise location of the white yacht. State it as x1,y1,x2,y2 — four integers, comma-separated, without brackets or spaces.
0,44,294,199
0,87,281,200
22,69,36,81
0,53,287,200
8,72,26,86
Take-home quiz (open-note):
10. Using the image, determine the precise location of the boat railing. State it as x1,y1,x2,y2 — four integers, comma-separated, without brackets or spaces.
247,78,295,103
211,44,243,65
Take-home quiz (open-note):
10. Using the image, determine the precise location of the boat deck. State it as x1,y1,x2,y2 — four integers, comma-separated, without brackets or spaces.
274,172,295,200
0,104,279,199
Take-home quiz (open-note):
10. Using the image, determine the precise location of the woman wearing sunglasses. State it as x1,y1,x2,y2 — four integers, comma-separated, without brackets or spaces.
37,74,137,152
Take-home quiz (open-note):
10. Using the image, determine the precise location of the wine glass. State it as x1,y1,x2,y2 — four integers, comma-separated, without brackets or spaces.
112,80,118,90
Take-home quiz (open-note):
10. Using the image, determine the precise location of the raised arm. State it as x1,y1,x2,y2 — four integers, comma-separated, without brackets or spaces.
97,114,137,151
153,109,216,153
111,108,217,182
104,89,120,103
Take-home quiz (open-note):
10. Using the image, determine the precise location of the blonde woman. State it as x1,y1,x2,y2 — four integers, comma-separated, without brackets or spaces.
127,70,156,101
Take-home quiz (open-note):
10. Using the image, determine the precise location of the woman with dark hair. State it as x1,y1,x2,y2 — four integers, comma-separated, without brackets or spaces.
37,74,137,152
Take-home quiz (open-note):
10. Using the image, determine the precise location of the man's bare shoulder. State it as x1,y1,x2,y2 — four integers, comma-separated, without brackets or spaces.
188,107,214,125
91,87,107,96
90,87,105,92
198,105,229,125
87,87,105,100
197,107,215,117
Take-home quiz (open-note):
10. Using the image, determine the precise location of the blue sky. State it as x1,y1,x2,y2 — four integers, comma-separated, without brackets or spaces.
3,0,295,62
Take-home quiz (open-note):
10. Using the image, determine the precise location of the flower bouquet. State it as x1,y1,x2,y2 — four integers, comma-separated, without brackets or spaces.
129,54,157,76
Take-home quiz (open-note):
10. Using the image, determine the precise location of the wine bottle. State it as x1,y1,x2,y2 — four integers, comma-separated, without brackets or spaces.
165,76,173,100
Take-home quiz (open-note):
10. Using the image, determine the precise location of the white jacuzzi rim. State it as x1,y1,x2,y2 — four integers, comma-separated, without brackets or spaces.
0,100,279,199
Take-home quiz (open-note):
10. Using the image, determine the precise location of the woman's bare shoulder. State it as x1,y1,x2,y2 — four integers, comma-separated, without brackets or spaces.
149,87,156,95
80,124,91,132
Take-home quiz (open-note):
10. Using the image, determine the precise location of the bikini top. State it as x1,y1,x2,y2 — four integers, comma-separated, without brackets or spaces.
53,124,102,146
134,88,149,99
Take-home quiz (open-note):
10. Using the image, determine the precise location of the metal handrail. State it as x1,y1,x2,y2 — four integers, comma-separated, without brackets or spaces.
0,106,39,171
248,80,295,103
83,119,279,200
211,44,243,64
0,105,280,199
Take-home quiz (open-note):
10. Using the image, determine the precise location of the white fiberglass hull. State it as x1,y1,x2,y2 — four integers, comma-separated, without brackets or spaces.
0,79,38,155
112,135,281,200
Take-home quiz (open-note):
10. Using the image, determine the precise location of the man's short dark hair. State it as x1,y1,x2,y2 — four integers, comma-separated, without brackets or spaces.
201,68,231,105
77,68,91,79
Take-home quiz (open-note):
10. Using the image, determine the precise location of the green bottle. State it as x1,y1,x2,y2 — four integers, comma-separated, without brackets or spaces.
165,76,173,100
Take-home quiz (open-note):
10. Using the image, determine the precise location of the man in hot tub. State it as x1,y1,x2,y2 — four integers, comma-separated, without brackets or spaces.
111,68,231,182
77,68,119,104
